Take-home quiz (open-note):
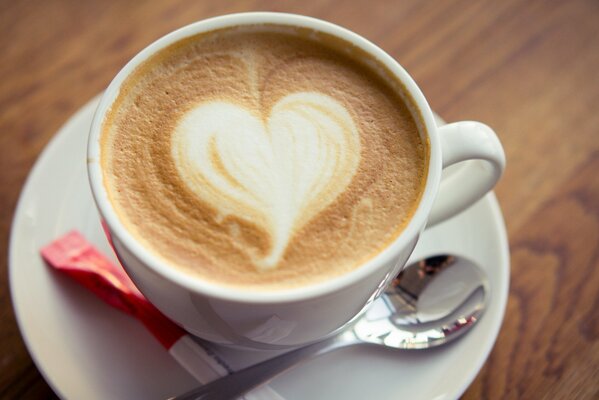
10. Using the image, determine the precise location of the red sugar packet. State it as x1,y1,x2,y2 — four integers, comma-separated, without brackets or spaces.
41,230,186,349
40,231,285,399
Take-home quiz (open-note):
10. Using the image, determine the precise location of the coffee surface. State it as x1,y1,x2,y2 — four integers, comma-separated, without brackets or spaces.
101,25,428,290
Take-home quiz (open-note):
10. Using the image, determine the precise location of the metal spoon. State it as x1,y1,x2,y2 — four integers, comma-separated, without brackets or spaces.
171,255,490,400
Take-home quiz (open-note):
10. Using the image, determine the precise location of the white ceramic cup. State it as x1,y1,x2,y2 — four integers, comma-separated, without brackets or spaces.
87,12,505,349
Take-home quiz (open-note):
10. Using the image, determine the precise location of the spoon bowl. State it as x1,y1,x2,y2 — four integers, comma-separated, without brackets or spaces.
358,255,489,349
172,254,490,400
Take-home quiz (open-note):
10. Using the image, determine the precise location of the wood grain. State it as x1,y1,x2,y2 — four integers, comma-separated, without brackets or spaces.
1,0,598,398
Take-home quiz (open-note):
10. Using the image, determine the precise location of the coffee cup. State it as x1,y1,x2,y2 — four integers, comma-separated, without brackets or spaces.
87,12,505,348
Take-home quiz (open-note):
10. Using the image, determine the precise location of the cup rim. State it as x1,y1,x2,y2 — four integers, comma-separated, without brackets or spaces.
87,11,442,304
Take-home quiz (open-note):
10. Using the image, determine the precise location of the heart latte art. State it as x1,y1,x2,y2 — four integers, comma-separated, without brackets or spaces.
101,26,428,290
172,93,360,270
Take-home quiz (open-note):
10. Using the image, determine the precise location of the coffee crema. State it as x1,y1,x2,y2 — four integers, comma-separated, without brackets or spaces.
100,25,429,290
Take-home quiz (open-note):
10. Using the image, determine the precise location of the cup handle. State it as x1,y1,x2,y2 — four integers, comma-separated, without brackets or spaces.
427,121,506,227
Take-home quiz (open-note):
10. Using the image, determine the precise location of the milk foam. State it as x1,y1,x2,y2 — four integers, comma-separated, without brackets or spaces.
102,26,427,290
172,92,361,270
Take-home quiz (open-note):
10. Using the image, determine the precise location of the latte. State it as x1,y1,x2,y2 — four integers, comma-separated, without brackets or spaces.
100,25,429,290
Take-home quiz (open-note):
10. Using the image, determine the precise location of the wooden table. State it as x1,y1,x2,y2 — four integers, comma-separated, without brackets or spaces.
1,0,598,398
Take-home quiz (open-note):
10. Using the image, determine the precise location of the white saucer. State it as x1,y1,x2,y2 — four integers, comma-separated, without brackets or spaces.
10,96,509,400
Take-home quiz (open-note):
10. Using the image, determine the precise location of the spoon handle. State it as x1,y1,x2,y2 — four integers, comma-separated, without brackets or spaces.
170,333,355,400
